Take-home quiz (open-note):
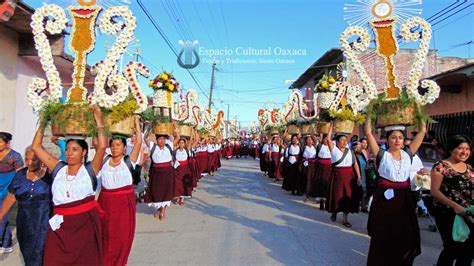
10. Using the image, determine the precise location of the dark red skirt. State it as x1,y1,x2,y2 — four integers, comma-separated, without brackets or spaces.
44,196,104,265
269,153,283,180
207,152,219,172
144,163,175,203
197,152,208,174
325,166,359,213
282,161,300,191
314,158,332,198
233,146,241,157
98,185,136,266
189,157,199,190
217,152,221,168
304,161,317,197
174,163,192,197
259,152,268,172
226,146,233,157
367,180,421,265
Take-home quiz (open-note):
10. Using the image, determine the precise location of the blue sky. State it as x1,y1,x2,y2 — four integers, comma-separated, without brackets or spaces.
33,0,474,127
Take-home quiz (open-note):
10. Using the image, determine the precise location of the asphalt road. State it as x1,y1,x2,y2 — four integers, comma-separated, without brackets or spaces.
1,157,442,265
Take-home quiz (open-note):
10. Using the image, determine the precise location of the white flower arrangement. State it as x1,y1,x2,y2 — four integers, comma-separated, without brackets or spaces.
400,17,440,105
92,6,137,108
317,92,336,109
339,26,378,104
125,61,150,113
153,89,171,108
27,4,67,110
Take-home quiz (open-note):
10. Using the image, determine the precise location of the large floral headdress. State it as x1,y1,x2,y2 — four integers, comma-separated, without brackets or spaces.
27,0,148,112
340,0,440,106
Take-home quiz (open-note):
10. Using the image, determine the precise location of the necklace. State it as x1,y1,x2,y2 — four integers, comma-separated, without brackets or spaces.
390,153,404,178
26,170,40,182
65,166,80,198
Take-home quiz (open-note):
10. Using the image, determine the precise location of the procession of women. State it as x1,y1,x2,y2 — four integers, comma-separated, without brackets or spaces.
0,0,472,265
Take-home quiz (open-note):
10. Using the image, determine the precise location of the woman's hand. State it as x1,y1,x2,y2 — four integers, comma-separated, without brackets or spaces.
453,204,465,216
92,105,103,127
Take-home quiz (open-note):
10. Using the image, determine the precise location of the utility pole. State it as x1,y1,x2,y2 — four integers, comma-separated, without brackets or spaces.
226,103,230,138
208,62,216,112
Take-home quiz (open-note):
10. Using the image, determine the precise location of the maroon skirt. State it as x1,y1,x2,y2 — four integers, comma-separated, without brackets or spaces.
282,161,300,191
189,157,199,190
174,161,192,197
314,158,332,198
144,162,175,203
207,152,218,172
325,166,359,213
98,185,136,266
269,153,283,180
367,179,421,265
44,196,104,265
197,153,208,174
304,160,317,197
226,146,233,157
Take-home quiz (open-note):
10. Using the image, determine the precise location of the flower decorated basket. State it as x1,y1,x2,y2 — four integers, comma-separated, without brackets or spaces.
178,124,193,138
316,121,331,134
50,105,93,136
105,115,135,137
269,127,280,136
210,129,217,137
287,124,300,135
153,122,174,136
300,124,314,135
333,119,354,135
27,2,149,138
375,101,416,128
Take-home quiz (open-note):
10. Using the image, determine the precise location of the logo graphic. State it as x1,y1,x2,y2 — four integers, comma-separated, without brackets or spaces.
177,40,200,69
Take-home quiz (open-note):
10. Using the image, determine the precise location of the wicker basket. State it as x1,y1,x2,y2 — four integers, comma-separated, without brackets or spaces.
178,125,193,138
333,119,354,135
287,125,300,135
376,103,415,128
316,121,331,134
51,105,92,136
210,130,217,137
153,122,174,136
300,124,314,135
270,128,280,136
105,116,135,137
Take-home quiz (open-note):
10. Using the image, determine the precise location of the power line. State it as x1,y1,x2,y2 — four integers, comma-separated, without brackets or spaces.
136,0,209,100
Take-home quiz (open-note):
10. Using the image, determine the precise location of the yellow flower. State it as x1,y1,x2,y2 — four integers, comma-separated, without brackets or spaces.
169,84,175,91
161,73,169,81
148,80,153,87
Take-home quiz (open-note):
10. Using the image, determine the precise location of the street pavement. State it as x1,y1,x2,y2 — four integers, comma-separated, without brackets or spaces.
1,157,442,265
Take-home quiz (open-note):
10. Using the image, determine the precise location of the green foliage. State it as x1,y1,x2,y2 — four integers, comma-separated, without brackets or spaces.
369,90,435,127
141,108,171,128
300,118,318,125
329,108,365,124
177,121,193,126
286,119,298,126
103,94,138,124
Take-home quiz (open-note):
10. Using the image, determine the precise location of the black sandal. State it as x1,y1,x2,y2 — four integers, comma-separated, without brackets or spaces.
330,213,337,222
343,221,352,228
